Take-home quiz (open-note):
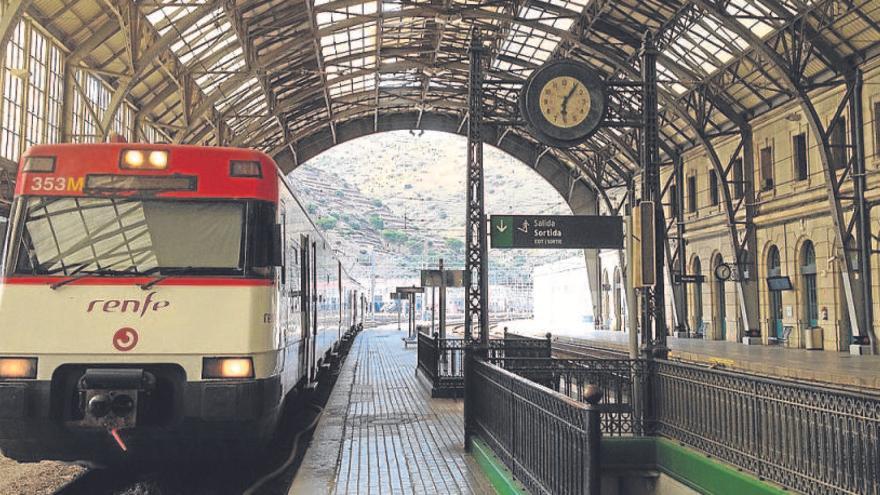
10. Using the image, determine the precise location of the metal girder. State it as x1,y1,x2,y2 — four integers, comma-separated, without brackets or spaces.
758,0,850,73
304,0,338,144
640,32,667,357
175,71,254,142
98,0,219,140
372,0,383,133
222,2,297,153
693,0,875,350
465,35,488,346
67,17,120,65
415,0,454,129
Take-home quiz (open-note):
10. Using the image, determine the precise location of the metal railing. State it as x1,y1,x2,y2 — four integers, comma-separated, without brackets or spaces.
465,348,880,494
652,360,880,495
489,357,646,436
466,356,601,495
417,333,551,397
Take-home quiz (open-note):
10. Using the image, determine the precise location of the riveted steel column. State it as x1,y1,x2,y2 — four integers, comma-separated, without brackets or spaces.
640,32,667,358
672,153,688,334
850,70,875,351
465,34,489,348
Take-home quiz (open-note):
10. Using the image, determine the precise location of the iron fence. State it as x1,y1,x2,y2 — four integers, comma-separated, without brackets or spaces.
488,357,646,436
466,356,601,495
417,334,551,397
416,332,439,384
652,360,880,495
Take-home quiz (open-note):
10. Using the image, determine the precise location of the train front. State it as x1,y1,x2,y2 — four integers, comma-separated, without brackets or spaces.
0,144,284,463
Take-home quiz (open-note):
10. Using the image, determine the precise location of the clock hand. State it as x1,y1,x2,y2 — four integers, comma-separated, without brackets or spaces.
560,84,578,116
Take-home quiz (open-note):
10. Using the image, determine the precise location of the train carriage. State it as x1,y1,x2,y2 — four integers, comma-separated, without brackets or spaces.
0,142,363,463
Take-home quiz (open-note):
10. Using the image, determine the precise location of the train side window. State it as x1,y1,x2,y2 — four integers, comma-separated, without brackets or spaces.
278,211,287,285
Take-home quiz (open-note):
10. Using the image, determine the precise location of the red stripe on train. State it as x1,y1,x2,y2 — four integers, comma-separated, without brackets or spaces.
1,277,273,287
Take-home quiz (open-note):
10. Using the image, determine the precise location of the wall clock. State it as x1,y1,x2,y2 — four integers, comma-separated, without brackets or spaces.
714,263,732,281
520,60,607,148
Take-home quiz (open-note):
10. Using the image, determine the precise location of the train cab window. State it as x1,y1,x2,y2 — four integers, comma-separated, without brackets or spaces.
6,197,278,279
10,197,244,276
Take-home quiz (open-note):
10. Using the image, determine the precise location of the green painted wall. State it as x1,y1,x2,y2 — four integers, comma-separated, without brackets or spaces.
470,437,528,495
602,437,788,495
471,435,788,495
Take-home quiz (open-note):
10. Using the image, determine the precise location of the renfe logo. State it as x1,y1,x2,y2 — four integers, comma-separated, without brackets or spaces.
113,327,139,352
87,292,170,318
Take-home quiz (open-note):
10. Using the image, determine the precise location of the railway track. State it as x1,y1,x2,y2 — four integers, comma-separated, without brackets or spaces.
551,339,630,359
52,330,361,495
54,468,140,495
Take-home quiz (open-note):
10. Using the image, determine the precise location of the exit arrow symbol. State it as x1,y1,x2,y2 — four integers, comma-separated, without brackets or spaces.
496,219,508,233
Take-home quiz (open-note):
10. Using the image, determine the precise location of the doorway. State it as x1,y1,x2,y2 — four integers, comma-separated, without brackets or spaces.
801,241,818,327
767,246,784,339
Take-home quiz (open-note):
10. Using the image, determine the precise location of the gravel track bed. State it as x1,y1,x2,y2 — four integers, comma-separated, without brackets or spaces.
0,455,85,495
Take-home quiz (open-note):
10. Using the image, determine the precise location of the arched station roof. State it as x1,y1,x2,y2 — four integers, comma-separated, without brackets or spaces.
5,0,879,197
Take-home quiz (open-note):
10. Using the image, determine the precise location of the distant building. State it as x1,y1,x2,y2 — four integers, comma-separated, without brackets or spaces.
533,257,594,330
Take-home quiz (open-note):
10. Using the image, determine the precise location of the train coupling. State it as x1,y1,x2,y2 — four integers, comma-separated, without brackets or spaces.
76,369,156,431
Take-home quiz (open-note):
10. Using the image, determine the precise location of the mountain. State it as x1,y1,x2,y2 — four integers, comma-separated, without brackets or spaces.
288,130,582,283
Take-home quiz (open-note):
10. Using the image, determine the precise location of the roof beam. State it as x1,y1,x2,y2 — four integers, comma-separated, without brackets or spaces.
68,16,120,64
373,0,382,133
98,0,219,140
304,0,338,144
221,2,297,152
416,0,453,129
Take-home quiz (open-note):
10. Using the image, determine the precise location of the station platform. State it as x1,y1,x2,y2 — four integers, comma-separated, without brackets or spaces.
290,327,494,495
500,321,880,392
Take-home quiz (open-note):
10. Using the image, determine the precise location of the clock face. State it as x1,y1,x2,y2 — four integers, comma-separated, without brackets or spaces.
538,76,591,129
519,60,606,148
715,263,732,281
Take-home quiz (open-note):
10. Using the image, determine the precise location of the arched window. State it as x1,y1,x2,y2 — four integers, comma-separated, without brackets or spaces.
767,246,781,275
801,241,818,327
767,246,783,339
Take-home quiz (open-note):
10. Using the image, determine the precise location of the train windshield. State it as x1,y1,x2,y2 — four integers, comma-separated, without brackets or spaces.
10,197,251,276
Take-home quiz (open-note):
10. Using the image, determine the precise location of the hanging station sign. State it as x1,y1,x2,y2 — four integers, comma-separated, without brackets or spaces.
420,270,465,288
490,215,623,249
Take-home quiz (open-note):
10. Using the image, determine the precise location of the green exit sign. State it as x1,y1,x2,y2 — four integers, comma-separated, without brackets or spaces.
489,215,623,250
490,216,515,248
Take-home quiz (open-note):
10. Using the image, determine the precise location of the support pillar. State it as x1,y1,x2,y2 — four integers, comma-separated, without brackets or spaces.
849,70,875,353
640,32,667,358
626,180,639,359
439,258,447,339
465,34,489,348
668,154,688,337
737,130,761,342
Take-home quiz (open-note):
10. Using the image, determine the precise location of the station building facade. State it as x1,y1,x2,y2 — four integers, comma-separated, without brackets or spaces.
597,57,880,352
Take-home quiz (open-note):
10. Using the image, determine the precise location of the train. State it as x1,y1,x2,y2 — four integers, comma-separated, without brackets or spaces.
0,142,365,463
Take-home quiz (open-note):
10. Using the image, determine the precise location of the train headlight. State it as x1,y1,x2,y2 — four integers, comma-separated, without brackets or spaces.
122,150,145,168
202,357,254,379
147,150,168,169
0,358,37,379
121,149,168,170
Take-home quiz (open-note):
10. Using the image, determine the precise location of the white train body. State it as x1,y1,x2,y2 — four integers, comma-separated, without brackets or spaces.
0,144,364,463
